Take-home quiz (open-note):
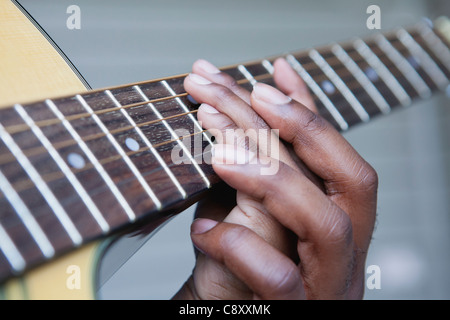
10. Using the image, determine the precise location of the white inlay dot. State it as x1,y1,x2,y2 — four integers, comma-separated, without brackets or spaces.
364,67,379,82
67,152,85,169
187,94,198,105
321,80,335,94
407,56,420,69
125,137,140,152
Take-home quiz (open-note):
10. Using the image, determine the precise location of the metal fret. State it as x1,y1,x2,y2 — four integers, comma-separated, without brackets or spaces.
397,28,449,90
76,94,162,212
15,104,110,233
104,90,187,199
238,64,257,85
286,54,349,131
160,80,214,147
354,39,412,106
133,85,211,188
309,49,370,122
332,44,391,114
46,99,137,222
375,34,431,99
0,170,54,259
262,59,274,74
0,222,26,273
0,123,82,246
417,23,450,73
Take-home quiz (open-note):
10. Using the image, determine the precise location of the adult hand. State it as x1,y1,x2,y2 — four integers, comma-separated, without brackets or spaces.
174,58,377,300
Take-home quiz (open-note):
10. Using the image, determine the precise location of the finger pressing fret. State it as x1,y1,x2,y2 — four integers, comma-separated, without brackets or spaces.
0,18,447,284
134,83,212,193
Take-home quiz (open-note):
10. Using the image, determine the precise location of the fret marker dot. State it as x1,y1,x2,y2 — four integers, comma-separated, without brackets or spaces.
67,153,85,169
321,80,335,94
125,137,140,151
364,67,379,82
187,94,199,105
407,56,420,69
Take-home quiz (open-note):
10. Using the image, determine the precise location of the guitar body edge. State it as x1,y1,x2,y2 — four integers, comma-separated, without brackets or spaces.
0,0,88,108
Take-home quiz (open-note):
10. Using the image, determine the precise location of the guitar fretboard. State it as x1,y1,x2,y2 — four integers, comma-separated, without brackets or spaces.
0,20,449,282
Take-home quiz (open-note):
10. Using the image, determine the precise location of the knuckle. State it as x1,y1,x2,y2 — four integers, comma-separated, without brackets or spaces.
317,204,353,246
214,84,232,99
265,263,302,297
359,162,379,191
290,109,328,145
350,160,379,193
222,127,255,151
221,73,240,90
249,111,269,130
214,70,241,91
221,225,254,251
214,84,235,103
328,213,353,246
235,133,255,151
300,110,328,133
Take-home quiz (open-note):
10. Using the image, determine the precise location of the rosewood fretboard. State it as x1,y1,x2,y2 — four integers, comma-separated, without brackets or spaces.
0,19,449,282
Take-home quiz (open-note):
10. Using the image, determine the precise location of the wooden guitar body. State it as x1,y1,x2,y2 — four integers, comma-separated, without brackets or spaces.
0,0,101,299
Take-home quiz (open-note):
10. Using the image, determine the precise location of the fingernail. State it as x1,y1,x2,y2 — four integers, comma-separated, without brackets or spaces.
212,144,255,165
200,103,219,114
189,73,212,85
191,218,219,235
196,59,221,74
252,82,292,105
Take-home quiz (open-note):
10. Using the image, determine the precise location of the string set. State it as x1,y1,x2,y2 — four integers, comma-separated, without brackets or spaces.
0,28,429,193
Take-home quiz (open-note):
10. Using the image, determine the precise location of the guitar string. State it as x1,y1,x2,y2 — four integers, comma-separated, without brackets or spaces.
0,39,425,186
0,25,443,272
0,35,422,137
0,41,418,153
1,56,374,134
4,57,393,193
0,56,435,184
9,128,210,193
0,32,441,189
0,64,399,169
1,27,445,248
0,109,200,165
0,65,420,193
0,59,383,165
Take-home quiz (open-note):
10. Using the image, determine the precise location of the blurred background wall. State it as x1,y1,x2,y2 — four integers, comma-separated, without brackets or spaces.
18,0,450,299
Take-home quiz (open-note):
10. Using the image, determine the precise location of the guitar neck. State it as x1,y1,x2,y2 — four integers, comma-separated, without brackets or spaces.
0,18,449,282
